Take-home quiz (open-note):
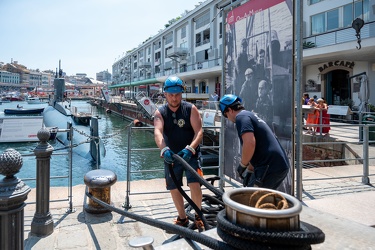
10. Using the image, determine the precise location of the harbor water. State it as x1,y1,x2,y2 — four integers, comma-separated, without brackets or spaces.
0,100,163,188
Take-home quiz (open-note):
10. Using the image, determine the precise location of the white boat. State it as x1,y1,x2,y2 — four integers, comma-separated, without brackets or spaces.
27,96,44,104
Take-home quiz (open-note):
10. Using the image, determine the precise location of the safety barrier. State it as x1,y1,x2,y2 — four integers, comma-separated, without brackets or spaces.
301,122,375,186
122,125,222,209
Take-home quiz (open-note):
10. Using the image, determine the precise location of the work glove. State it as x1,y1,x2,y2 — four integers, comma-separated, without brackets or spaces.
243,170,252,187
161,147,174,165
177,145,196,162
237,163,248,179
178,148,193,162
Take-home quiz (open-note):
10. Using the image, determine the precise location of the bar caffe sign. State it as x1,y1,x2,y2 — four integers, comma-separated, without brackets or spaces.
318,61,355,72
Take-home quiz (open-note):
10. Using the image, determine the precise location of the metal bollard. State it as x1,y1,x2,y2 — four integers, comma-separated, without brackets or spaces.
129,236,155,250
31,128,54,236
84,169,117,213
0,148,31,250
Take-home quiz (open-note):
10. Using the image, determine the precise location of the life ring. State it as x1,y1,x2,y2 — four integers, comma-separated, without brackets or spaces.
106,109,112,114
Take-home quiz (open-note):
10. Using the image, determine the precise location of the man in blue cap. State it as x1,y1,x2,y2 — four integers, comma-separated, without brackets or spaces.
154,75,205,232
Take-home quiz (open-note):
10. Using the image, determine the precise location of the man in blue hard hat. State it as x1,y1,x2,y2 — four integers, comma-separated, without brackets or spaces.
154,76,205,232
219,94,290,192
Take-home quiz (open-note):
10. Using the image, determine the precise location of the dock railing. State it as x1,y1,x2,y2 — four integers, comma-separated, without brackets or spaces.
301,121,375,186
123,124,222,209
21,127,75,212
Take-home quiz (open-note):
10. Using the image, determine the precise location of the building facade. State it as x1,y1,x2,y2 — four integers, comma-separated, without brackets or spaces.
303,0,375,112
111,0,374,110
0,70,20,84
111,0,238,99
96,70,111,82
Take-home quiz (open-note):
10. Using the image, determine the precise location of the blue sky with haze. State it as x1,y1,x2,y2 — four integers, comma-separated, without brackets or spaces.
0,0,202,78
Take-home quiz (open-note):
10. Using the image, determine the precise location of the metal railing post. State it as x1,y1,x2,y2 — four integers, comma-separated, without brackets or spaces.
319,109,323,137
359,112,363,142
0,149,31,250
67,126,75,213
123,125,132,209
31,128,54,236
362,125,370,184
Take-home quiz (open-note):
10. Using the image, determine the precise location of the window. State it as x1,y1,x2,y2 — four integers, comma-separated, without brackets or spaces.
196,33,202,47
203,29,210,44
180,41,187,48
155,51,161,60
196,50,208,63
343,0,369,27
181,26,186,39
195,12,210,29
311,13,325,35
165,46,172,58
165,33,173,44
311,0,369,35
327,9,339,31
309,0,323,4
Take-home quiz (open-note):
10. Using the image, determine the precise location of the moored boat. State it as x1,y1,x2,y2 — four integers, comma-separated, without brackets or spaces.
27,96,44,104
4,107,45,115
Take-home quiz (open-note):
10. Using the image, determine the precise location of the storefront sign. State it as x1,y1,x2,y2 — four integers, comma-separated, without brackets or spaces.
318,61,355,72
327,105,352,116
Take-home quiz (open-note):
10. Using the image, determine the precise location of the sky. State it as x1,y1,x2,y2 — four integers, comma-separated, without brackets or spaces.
0,0,203,79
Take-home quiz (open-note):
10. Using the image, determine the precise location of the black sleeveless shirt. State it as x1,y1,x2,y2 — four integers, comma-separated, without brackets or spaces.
159,101,198,156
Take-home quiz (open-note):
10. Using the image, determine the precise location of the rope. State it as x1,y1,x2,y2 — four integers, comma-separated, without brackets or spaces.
249,190,289,210
86,192,236,250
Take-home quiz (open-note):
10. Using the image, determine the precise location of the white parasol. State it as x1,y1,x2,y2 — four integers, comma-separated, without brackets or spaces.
359,74,370,113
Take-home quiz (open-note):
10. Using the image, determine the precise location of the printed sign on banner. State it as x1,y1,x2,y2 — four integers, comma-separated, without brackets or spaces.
223,0,293,183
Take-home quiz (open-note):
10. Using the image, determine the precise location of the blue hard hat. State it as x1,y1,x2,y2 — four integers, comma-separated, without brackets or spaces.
163,76,184,93
219,94,242,113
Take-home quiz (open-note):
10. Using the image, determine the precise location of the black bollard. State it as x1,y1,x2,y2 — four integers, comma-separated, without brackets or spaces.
0,148,31,250
84,169,117,213
30,128,54,236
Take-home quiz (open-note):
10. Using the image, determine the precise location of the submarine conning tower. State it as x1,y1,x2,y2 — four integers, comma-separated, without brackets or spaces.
53,78,65,102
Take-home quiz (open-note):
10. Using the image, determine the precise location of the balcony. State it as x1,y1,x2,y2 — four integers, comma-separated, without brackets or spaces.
303,21,375,49
166,47,189,58
139,62,151,68
164,61,173,70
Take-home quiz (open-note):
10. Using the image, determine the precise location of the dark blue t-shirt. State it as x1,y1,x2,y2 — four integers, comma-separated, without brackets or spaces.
235,110,289,173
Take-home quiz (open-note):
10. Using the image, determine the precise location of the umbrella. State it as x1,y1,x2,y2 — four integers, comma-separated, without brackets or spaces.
359,74,370,113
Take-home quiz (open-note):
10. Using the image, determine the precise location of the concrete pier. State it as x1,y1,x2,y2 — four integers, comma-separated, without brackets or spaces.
23,168,375,250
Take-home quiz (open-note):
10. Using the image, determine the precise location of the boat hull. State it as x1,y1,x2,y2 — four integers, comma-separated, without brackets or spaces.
43,104,100,163
4,108,44,115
